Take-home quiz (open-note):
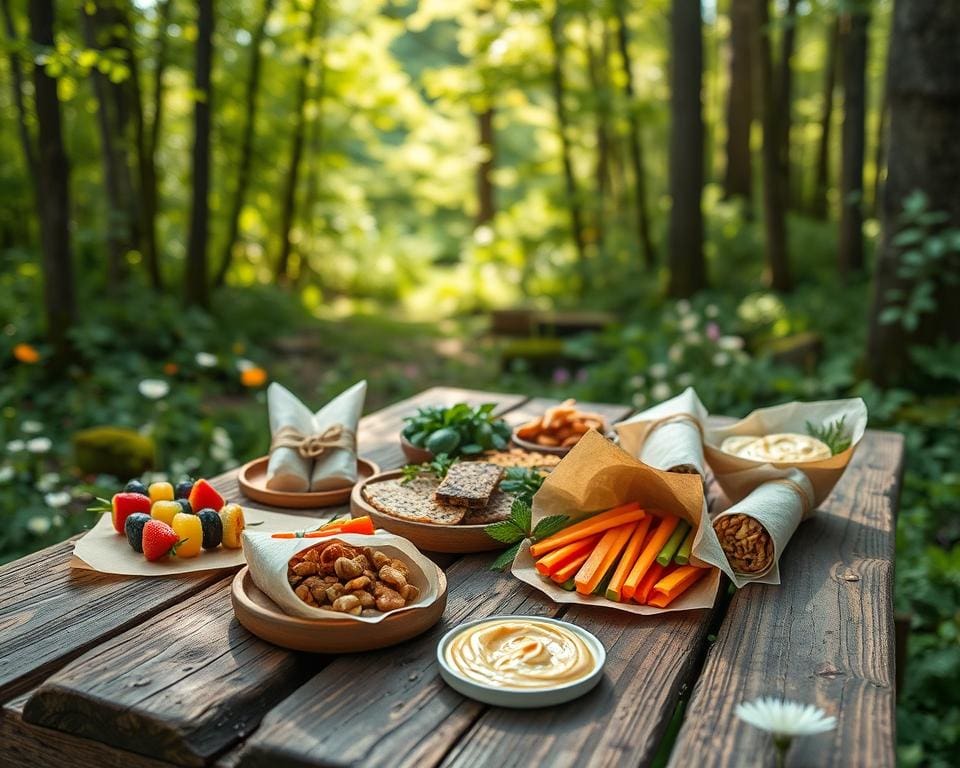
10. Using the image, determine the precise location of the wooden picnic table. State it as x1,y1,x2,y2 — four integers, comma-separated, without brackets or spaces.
0,387,903,768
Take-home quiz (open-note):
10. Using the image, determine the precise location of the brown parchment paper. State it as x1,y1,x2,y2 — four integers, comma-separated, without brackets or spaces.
511,429,721,614
703,397,868,506
616,387,708,475
242,530,441,623
71,508,328,576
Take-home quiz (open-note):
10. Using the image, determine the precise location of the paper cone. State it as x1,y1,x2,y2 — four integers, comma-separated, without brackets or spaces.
616,387,708,476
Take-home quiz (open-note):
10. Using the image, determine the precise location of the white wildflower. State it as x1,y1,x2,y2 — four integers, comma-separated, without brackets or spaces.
0,465,14,483
651,382,671,402
705,304,720,318
675,299,691,315
736,697,837,738
211,426,233,449
718,335,745,351
138,378,170,400
44,491,72,508
650,362,669,379
195,352,218,368
713,352,731,367
631,392,647,408
677,372,694,388
668,343,685,363
52,514,63,527
26,516,51,535
35,472,60,492
235,357,256,372
679,313,699,332
22,420,44,434
629,375,646,390
683,331,702,346
6,439,25,453
26,437,52,454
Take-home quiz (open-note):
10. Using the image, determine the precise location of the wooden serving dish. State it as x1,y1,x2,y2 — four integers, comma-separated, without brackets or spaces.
351,469,505,554
400,435,434,465
231,565,447,653
511,429,618,457
238,456,380,509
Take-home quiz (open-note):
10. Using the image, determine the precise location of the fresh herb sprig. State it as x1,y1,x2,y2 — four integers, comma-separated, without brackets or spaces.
806,415,852,455
486,499,569,571
400,453,457,484
498,467,545,507
401,402,511,457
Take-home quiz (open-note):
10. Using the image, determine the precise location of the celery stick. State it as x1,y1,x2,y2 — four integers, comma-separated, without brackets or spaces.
674,527,696,565
657,520,690,566
560,578,576,591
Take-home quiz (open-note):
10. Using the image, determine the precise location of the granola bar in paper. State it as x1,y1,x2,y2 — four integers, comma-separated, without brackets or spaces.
511,430,720,614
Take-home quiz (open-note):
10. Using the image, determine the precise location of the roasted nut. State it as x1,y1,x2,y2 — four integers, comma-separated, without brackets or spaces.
388,559,410,577
325,583,345,603
302,548,320,562
287,572,302,587
344,575,371,592
363,569,377,581
370,550,391,569
354,554,370,570
323,575,339,584
375,587,405,612
293,561,320,576
400,584,421,603
352,590,376,608
379,565,407,590
295,584,316,605
361,608,379,617
335,557,363,580
331,595,362,615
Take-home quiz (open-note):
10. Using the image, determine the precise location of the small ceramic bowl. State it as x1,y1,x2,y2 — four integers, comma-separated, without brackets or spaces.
436,615,606,708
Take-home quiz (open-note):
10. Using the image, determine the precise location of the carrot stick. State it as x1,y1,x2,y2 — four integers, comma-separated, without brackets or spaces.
550,551,592,583
529,502,643,557
635,562,669,604
604,516,653,601
271,516,376,539
656,520,690,566
535,535,600,576
574,522,636,595
621,514,680,600
674,527,696,565
647,566,709,608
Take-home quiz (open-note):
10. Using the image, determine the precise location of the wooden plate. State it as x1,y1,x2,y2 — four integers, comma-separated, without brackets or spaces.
231,565,447,653
400,435,434,465
351,469,505,554
238,456,380,509
510,428,617,457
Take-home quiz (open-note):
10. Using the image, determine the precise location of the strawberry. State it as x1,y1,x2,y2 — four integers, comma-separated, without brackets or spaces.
141,520,181,562
188,478,224,513
110,492,151,534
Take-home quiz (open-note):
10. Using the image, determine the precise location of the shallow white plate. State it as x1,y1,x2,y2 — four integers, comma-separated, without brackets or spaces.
436,615,606,708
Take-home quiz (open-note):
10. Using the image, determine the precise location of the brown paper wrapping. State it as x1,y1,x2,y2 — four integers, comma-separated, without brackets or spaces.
71,508,323,576
511,430,721,614
616,387,708,476
702,397,867,506
242,530,441,623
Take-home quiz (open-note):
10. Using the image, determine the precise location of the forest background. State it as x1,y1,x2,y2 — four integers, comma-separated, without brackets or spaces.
1,0,958,763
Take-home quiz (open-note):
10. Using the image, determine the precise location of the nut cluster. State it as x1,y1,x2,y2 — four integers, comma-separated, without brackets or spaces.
713,514,774,574
287,540,421,616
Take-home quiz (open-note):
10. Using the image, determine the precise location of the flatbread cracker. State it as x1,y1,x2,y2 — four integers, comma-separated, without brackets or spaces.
362,478,466,525
461,491,515,525
435,462,503,508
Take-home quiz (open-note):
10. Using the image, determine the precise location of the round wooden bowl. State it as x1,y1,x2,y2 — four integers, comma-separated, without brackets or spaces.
238,456,380,509
400,435,434,465
351,469,505,554
510,427,616,457
231,565,447,653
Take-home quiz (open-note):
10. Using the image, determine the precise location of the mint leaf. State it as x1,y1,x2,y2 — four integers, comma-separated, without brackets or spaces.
489,541,522,571
485,519,525,544
509,498,532,533
532,514,570,541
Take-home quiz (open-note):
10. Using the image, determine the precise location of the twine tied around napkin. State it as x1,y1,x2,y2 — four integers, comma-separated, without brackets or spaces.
270,424,356,459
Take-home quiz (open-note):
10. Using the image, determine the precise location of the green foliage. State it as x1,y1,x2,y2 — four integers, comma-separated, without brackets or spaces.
486,496,569,571
72,426,155,477
401,402,511,456
805,416,852,455
400,453,457,483
498,467,545,506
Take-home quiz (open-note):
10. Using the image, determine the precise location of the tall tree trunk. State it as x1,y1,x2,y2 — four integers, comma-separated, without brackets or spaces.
869,80,888,219
756,0,791,291
776,0,798,208
1,0,37,179
723,0,753,201
149,0,171,161
613,0,656,269
667,0,706,298
585,16,610,259
838,8,869,278
475,107,496,226
29,0,77,358
866,0,960,387
184,0,214,307
216,0,275,286
81,2,139,288
275,0,323,283
810,17,838,219
547,3,588,293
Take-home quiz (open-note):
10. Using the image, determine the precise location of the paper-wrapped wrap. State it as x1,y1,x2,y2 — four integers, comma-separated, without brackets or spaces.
242,530,441,623
616,387,708,476
266,380,367,492
511,430,721,614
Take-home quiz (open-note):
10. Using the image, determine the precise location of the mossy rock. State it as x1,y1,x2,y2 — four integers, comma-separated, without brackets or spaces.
73,426,156,478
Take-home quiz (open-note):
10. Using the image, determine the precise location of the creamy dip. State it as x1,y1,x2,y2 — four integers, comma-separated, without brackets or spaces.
444,619,595,689
721,433,832,463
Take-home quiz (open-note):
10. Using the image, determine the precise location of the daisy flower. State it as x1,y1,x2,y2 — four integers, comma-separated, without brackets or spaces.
138,378,170,399
26,437,52,454
736,697,836,767
195,352,218,368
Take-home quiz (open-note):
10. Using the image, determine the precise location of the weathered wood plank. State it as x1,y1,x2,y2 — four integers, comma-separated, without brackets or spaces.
1,694,176,768
233,555,558,768
667,430,903,768
0,538,227,704
22,577,317,767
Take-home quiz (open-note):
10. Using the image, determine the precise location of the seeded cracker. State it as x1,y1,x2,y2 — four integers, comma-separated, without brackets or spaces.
362,478,466,525
461,490,514,525
435,462,503,508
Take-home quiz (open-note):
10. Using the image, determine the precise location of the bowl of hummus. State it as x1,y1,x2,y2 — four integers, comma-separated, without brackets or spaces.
719,433,833,463
437,616,606,708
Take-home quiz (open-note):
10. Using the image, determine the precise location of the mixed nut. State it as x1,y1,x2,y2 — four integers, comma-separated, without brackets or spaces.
287,540,422,616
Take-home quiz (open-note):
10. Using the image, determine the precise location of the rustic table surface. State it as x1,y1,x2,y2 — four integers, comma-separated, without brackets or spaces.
0,387,904,768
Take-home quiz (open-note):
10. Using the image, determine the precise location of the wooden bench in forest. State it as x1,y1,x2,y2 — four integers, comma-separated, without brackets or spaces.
0,387,902,767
